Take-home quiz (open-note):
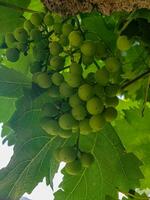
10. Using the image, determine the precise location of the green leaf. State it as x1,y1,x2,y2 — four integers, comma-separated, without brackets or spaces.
0,66,31,98
55,125,143,200
115,106,150,187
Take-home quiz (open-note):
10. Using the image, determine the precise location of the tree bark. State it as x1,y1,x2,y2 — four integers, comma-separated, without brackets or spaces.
42,0,150,16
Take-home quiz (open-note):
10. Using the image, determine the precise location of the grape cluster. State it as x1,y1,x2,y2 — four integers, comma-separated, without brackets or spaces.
4,11,130,176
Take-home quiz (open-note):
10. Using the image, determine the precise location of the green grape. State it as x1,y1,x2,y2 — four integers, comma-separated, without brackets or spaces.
69,31,83,47
82,55,94,65
86,73,95,85
69,93,82,108
59,146,77,162
79,119,92,135
54,148,61,162
41,118,59,135
65,72,82,88
32,72,40,83
103,107,118,122
53,23,62,34
44,13,54,26
30,29,42,41
94,84,105,98
86,97,104,115
95,41,107,59
65,160,82,175
95,68,109,86
58,113,77,130
6,48,20,62
59,34,69,46
30,61,41,73
42,103,59,117
50,56,64,70
59,82,73,97
81,40,96,57
33,46,46,62
48,85,60,98
51,72,64,86
105,84,119,97
117,35,130,51
70,63,83,75
14,28,28,42
58,128,72,139
78,84,94,101
17,42,28,52
36,72,52,88
80,152,94,168
62,23,73,36
89,114,106,132
5,33,16,47
24,20,34,32
105,57,120,73
49,41,63,56
30,12,43,26
71,105,87,121
105,96,119,107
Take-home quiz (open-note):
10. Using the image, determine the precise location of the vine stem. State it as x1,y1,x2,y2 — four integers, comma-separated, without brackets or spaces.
120,69,150,91
0,0,36,13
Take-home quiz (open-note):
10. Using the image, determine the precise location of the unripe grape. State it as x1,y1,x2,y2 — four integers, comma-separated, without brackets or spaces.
36,72,52,88
86,97,104,115
59,146,77,162
59,113,77,130
82,55,94,65
42,103,58,117
16,42,28,53
30,61,41,73
95,68,109,86
62,23,73,36
95,41,107,59
6,48,20,62
79,119,92,135
30,29,42,41
105,57,120,73
105,84,119,97
65,72,82,88
59,34,69,46
30,12,43,26
14,28,28,42
33,47,46,62
70,63,83,75
81,40,96,57
41,118,59,135
78,84,94,101
103,107,118,122
48,85,60,98
80,152,94,168
117,35,130,51
32,72,40,83
89,114,106,132
50,56,64,70
51,72,64,86
5,33,16,47
105,96,119,107
72,105,87,121
58,129,72,139
69,93,82,108
53,23,62,34
49,42,63,56
24,20,34,32
59,82,73,97
94,84,105,98
65,160,82,175
44,13,54,26
69,31,83,47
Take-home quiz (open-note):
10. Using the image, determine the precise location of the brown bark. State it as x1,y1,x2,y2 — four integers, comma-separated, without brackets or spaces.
42,0,150,16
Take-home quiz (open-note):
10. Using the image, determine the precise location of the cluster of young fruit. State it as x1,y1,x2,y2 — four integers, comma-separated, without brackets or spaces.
3,11,131,175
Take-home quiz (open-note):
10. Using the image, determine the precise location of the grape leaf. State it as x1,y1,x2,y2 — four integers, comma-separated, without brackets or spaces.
55,125,143,200
115,106,150,188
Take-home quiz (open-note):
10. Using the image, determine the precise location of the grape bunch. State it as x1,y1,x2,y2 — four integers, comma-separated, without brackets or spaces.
4,11,131,176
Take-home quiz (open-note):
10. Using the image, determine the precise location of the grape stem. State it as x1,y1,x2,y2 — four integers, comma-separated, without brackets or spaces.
75,132,80,152
0,0,36,13
120,69,150,90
